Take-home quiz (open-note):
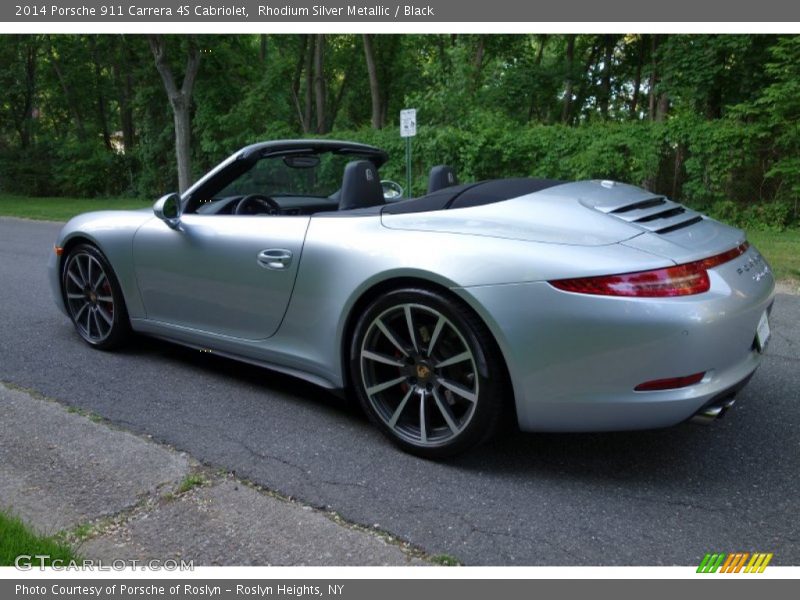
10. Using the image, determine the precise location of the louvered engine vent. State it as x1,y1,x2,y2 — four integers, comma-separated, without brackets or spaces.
598,196,703,234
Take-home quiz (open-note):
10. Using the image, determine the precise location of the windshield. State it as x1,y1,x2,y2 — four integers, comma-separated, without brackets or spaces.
216,151,377,199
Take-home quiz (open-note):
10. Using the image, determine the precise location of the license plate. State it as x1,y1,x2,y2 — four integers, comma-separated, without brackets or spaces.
756,311,771,352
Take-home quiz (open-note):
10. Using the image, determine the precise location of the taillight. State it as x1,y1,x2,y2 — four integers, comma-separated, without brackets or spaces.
549,242,749,298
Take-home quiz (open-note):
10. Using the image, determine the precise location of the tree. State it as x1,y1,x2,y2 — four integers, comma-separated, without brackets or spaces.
362,34,383,129
147,34,200,193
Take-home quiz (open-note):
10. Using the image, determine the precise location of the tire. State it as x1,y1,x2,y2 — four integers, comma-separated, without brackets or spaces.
61,243,131,350
350,288,507,458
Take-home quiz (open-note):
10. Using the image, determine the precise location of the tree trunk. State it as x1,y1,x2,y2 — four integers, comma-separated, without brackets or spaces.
648,35,660,121
313,34,326,134
599,35,614,118
304,36,313,134
148,35,201,193
362,34,383,129
113,36,135,152
472,35,485,90
20,38,38,149
259,34,267,63
290,35,309,133
527,35,547,122
88,36,112,150
629,35,645,118
47,37,86,142
561,35,575,124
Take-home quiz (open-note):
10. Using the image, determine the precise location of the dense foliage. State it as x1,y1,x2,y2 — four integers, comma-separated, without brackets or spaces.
0,34,797,228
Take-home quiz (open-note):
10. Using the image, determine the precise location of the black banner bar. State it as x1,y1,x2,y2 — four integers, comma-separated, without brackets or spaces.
3,0,800,23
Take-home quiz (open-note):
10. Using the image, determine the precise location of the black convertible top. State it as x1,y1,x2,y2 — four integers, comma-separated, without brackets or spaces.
382,178,564,215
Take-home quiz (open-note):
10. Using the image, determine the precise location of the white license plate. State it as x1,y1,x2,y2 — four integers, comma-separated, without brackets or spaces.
756,311,771,352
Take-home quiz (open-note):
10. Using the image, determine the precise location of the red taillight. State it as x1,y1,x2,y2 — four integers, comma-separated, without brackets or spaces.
549,242,749,298
634,372,705,391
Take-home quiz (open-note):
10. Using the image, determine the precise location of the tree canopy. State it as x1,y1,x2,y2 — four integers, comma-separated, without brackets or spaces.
0,34,797,228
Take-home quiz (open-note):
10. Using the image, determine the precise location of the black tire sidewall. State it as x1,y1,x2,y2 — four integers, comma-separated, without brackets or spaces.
350,287,506,458
61,243,130,350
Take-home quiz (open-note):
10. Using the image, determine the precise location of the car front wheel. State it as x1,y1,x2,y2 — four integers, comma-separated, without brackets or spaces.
351,288,507,458
62,243,131,350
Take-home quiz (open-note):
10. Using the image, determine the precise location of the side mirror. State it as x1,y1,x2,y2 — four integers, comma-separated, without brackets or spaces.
381,180,404,202
153,193,182,229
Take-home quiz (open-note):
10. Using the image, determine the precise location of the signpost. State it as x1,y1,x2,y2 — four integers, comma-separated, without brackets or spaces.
400,108,416,198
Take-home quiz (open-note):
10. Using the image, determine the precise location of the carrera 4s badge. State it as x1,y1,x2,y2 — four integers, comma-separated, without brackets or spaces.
737,252,771,282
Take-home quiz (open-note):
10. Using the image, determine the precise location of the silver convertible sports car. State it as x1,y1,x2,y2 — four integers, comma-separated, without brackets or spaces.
49,139,775,457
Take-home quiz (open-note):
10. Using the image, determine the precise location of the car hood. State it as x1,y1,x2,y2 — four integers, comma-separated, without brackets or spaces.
381,180,744,258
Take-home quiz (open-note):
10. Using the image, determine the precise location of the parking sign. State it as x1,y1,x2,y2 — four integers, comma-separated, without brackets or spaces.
400,109,417,137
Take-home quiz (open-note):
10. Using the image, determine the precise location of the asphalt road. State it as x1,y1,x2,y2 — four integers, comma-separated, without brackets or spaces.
1,216,798,566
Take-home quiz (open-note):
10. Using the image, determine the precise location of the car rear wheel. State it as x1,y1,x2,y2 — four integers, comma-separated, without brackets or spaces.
351,288,507,458
62,243,131,350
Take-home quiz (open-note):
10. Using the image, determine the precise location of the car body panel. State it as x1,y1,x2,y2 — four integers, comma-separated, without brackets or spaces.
131,214,310,340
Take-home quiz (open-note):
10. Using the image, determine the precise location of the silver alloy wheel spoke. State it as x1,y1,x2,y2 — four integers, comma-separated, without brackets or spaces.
74,302,90,322
432,388,460,434
389,388,415,428
438,378,478,403
96,305,114,326
366,375,407,396
67,269,83,288
94,271,107,289
86,256,93,286
75,256,88,285
427,316,445,356
96,295,113,303
66,293,85,300
435,350,472,369
376,319,409,357
404,305,419,353
419,390,428,443
362,350,405,367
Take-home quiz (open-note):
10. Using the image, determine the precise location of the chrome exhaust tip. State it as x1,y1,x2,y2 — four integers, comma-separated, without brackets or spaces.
690,398,736,425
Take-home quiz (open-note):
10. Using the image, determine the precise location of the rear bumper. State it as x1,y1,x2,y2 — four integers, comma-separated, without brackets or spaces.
458,245,775,432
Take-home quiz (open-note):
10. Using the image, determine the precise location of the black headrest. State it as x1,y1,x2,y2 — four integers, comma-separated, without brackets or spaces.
338,160,385,211
427,165,459,194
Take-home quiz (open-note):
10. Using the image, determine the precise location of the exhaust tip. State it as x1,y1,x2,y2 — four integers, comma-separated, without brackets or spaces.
690,398,736,425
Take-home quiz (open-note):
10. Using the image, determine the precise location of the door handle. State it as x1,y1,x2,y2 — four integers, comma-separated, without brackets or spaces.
257,249,293,270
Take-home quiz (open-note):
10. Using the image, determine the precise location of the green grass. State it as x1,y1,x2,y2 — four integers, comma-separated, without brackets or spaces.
430,553,461,566
175,473,207,495
0,510,78,567
747,229,800,284
0,194,150,221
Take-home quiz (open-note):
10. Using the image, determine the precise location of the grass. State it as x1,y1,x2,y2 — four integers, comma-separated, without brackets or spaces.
0,193,150,222
0,510,78,567
747,229,800,284
430,553,461,566
175,473,207,495
0,193,796,285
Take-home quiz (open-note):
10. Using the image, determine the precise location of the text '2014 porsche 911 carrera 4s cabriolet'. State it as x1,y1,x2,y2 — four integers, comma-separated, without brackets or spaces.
48,139,775,457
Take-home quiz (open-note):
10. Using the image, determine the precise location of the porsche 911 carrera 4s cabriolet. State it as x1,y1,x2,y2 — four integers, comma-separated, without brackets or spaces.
48,139,775,457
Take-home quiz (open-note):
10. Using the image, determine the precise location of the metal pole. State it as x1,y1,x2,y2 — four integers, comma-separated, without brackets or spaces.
405,136,412,198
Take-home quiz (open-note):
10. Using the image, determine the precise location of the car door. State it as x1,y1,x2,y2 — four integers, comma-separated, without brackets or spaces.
132,214,309,340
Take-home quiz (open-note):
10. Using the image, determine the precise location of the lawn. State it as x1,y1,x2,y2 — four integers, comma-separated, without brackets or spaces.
0,194,150,222
0,193,796,284
747,229,800,284
0,510,77,567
